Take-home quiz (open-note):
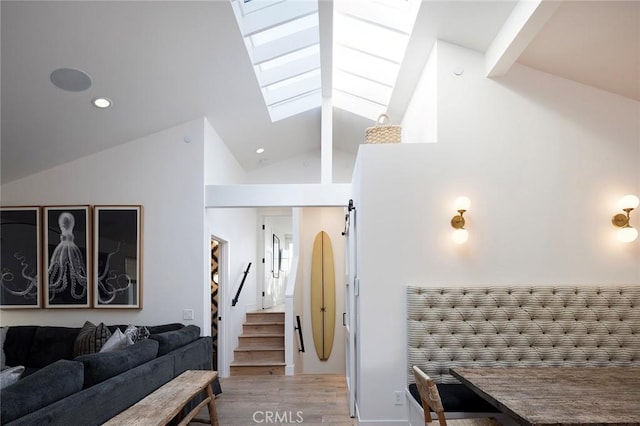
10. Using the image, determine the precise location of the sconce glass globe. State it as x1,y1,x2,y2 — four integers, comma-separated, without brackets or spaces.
452,228,469,244
454,196,471,212
618,194,640,210
617,227,638,243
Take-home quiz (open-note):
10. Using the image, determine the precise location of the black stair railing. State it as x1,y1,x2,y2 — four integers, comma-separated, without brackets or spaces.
294,315,305,353
231,262,252,307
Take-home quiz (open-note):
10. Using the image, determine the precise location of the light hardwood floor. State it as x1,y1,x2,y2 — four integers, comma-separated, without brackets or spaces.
191,374,357,425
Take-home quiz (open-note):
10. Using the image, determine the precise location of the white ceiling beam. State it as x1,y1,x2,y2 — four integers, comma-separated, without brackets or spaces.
321,97,333,184
318,1,333,184
318,0,333,97
485,0,561,77
205,184,352,208
240,1,318,37
251,27,319,65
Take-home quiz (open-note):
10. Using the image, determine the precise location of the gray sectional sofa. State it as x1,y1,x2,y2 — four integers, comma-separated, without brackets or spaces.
1,323,215,425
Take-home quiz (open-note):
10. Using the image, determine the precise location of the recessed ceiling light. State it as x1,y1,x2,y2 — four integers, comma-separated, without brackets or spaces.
50,68,92,92
256,148,265,154
92,97,112,109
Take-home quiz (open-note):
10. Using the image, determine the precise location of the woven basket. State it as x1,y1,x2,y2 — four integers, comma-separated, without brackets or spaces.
365,114,402,144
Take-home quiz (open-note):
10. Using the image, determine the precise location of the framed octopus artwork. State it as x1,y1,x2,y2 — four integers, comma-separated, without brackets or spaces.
43,206,91,308
93,205,143,309
0,206,42,308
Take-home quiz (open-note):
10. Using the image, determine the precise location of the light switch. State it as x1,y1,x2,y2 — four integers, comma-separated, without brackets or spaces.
183,309,194,320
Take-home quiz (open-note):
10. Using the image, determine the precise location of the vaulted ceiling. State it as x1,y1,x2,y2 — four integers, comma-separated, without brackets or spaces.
1,1,638,184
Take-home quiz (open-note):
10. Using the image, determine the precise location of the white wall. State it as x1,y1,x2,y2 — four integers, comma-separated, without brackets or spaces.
354,41,639,424
244,148,356,184
402,42,438,144
300,207,346,374
292,208,305,374
204,118,246,185
206,207,257,377
1,119,208,331
203,118,261,377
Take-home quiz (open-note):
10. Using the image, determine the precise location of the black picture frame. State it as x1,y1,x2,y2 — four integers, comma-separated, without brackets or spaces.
272,234,280,279
44,206,91,308
0,207,42,308
93,205,142,308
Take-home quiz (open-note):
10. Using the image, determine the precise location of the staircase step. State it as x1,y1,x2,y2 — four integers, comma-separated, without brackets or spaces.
234,348,284,363
243,322,285,335
230,308,287,376
230,362,285,376
237,334,284,348
246,312,285,323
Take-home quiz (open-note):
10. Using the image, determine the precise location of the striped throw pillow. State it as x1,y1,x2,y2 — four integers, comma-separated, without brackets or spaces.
74,321,112,357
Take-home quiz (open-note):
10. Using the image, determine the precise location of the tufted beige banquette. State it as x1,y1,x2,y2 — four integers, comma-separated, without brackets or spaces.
407,286,640,385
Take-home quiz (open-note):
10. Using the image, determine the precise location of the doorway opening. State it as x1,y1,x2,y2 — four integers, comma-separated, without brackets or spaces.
207,206,352,387
261,213,292,310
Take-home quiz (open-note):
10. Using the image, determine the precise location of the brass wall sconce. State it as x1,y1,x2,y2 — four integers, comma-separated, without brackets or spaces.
612,194,639,243
451,196,470,244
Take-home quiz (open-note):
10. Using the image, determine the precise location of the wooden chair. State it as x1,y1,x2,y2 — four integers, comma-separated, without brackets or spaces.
412,366,501,426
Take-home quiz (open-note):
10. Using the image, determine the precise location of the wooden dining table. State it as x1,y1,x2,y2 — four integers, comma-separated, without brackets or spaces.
450,367,640,426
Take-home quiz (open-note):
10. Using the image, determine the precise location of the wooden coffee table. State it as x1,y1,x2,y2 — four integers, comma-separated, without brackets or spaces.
104,370,219,426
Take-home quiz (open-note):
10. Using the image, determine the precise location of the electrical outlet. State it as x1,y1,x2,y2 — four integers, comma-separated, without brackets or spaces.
394,390,403,405
183,309,194,320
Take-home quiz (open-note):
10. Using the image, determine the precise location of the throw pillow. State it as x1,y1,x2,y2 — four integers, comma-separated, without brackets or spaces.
99,329,129,352
26,326,79,368
0,365,24,390
0,327,7,369
149,325,200,356
77,339,159,388
74,321,112,357
124,325,150,343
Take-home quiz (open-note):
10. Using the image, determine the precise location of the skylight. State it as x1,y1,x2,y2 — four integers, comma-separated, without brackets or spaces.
231,0,321,122
332,0,421,120
230,0,421,122
250,13,318,46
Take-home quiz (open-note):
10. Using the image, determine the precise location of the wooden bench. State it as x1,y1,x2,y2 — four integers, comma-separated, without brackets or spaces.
406,286,640,424
103,370,219,426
